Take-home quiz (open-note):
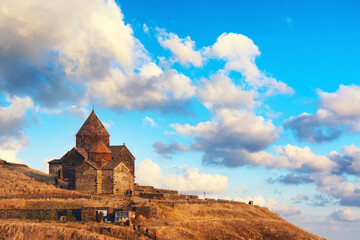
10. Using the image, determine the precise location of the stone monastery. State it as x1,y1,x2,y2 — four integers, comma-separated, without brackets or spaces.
48,109,135,195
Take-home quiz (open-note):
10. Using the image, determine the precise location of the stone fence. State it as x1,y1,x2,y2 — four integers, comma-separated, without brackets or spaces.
0,195,90,200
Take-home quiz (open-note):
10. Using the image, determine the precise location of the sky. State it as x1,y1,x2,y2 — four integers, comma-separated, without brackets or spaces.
1,0,360,239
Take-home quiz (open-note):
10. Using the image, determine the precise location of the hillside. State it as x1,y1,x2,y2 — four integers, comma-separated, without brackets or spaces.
0,164,76,196
135,202,324,240
0,162,325,240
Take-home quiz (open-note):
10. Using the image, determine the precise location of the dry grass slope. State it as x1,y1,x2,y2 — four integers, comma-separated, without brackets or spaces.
135,203,326,240
0,220,119,240
0,165,77,196
0,164,326,240
0,220,151,240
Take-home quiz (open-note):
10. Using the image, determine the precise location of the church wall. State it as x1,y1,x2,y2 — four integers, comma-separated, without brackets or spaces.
75,163,97,193
102,170,114,194
49,162,62,179
61,150,85,181
113,163,134,196
68,170,75,190
96,170,102,194
89,152,111,167
113,150,135,176
76,135,109,152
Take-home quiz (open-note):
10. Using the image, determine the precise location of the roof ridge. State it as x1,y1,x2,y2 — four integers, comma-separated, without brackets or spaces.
89,141,112,153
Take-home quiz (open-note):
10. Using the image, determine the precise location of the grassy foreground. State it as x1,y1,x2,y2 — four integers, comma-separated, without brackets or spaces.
0,164,326,240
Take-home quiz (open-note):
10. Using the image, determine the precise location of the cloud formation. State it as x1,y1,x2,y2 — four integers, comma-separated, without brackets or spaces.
205,33,293,95
0,136,28,164
0,95,33,163
0,96,33,142
153,141,189,159
143,116,157,127
198,74,255,110
158,30,203,67
285,85,360,143
86,66,196,111
236,195,301,217
1,0,198,112
136,159,228,194
331,208,359,222
169,108,279,166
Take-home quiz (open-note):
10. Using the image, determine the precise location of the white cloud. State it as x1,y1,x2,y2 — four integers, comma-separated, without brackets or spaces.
143,23,149,33
207,33,261,80
86,67,196,110
331,208,359,222
171,108,280,167
286,85,360,143
205,33,293,95
329,145,360,175
158,30,203,67
3,0,202,111
198,74,255,110
143,116,157,127
274,145,337,172
0,95,33,164
1,0,146,75
136,159,228,194
293,193,309,203
0,136,28,164
319,85,360,118
36,105,89,119
66,105,89,119
235,195,301,217
0,95,33,140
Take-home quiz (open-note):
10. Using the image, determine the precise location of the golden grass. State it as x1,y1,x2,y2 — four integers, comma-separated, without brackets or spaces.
0,220,123,240
0,220,152,240
133,203,325,240
0,166,78,196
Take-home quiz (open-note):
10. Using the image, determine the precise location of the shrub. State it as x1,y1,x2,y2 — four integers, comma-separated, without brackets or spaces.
66,209,74,222
20,212,26,220
82,215,89,223
46,209,57,221
38,212,45,222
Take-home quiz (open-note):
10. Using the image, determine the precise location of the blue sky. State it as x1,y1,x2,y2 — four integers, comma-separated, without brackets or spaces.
1,0,360,239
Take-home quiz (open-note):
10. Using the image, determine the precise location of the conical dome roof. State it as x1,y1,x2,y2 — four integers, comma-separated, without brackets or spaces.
76,110,110,137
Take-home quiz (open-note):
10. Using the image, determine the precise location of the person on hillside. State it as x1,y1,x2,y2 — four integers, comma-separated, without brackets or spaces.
133,224,136,231
145,228,149,236
154,231,157,240
138,224,140,231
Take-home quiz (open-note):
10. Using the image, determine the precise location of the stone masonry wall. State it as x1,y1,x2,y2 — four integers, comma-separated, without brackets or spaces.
75,163,97,193
96,170,102,194
62,150,85,181
49,162,62,179
101,170,113,194
113,163,133,195
76,135,109,152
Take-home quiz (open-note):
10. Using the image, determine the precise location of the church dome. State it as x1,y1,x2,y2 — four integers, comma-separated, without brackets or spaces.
76,109,110,137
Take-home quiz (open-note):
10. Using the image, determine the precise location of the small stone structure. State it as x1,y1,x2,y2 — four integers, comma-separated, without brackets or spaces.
48,110,135,195
134,184,199,201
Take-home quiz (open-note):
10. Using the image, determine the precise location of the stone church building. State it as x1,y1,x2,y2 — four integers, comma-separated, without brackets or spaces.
48,110,135,195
